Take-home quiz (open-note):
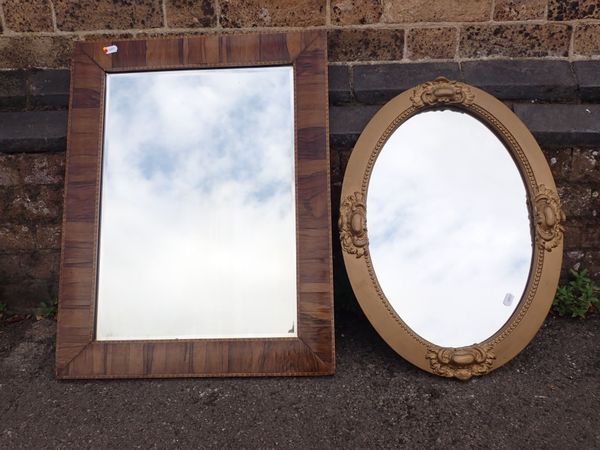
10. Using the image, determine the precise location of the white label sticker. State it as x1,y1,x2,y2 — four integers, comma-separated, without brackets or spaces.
103,45,118,55
503,293,515,306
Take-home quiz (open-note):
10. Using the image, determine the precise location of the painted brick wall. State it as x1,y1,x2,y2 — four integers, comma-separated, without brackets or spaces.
1,1,600,313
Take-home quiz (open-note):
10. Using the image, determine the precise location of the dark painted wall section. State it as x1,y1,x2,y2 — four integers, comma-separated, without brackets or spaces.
1,60,600,312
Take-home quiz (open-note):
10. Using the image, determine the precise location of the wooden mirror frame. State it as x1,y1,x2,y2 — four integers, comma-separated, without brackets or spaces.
56,31,334,379
339,77,565,380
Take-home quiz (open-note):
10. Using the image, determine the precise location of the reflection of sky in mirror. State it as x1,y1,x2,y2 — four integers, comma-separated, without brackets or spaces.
368,110,532,348
96,66,297,340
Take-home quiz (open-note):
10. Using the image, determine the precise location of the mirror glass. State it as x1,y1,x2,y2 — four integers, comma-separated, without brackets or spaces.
96,66,297,340
368,109,532,348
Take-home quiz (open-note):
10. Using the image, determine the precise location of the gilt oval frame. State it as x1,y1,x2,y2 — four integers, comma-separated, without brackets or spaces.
339,78,565,380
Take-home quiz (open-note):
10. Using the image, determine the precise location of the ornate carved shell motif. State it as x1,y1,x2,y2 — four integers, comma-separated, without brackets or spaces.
534,185,566,251
410,77,475,108
339,192,369,258
426,346,496,381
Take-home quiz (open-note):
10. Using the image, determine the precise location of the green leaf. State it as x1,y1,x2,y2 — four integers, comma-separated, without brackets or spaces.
36,299,58,320
553,269,600,319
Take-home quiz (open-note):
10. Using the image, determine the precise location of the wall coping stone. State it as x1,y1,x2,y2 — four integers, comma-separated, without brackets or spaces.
513,104,600,146
352,62,462,104
462,60,577,102
574,61,600,102
2,60,600,152
0,111,68,153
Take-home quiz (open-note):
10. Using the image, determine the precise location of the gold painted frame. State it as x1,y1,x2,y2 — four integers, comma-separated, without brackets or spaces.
339,77,565,380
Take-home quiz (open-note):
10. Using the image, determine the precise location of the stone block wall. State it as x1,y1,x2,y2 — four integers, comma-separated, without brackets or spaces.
328,60,600,311
0,1,599,68
0,68,68,312
0,1,599,312
1,61,599,313
0,153,63,311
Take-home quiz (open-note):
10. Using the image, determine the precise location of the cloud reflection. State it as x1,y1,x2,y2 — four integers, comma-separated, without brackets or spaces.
96,67,297,340
368,110,532,348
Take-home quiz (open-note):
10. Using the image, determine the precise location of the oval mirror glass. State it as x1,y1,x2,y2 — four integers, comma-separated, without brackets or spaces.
368,110,532,348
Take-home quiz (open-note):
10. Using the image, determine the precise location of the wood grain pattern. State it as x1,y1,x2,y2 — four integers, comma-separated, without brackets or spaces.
57,31,334,379
77,31,324,72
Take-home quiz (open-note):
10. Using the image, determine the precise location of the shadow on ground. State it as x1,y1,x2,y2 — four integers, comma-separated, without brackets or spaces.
0,311,598,449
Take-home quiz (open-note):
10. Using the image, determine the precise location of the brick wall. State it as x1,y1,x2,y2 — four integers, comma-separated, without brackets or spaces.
0,1,600,313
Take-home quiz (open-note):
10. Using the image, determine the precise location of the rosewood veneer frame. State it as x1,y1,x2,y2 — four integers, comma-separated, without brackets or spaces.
56,31,334,379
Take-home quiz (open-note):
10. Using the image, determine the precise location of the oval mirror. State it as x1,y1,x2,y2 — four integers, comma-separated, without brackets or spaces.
339,78,565,380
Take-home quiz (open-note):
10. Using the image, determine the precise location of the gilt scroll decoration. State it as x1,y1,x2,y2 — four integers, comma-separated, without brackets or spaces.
339,192,369,258
410,77,475,108
426,345,496,381
534,185,566,252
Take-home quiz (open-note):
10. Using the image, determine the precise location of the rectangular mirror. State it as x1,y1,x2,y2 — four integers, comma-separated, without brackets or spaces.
56,32,334,378
98,67,297,341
